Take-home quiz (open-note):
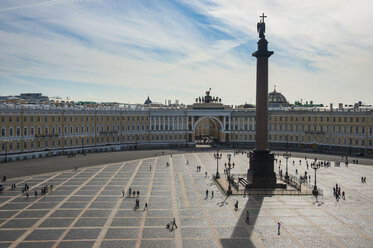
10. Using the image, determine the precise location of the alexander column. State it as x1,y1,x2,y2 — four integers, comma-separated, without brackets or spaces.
247,13,277,188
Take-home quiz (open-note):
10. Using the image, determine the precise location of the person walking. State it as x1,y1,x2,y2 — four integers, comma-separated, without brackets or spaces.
211,191,214,199
144,202,148,210
205,171,208,177
234,200,238,211
122,190,125,197
171,218,177,229
129,188,132,197
342,191,345,200
137,190,140,198
205,189,209,199
245,211,250,224
278,222,281,235
135,199,140,209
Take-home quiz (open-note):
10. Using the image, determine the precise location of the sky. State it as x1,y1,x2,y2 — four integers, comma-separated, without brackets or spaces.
0,0,372,105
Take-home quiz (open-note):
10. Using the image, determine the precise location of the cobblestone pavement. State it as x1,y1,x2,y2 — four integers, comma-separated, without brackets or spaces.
0,152,372,248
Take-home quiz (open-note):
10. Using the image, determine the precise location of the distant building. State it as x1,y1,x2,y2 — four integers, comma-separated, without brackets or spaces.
17,93,49,104
0,90,372,162
268,89,290,108
144,97,152,105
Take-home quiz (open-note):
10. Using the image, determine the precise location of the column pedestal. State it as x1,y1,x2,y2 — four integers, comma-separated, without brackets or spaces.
247,150,277,188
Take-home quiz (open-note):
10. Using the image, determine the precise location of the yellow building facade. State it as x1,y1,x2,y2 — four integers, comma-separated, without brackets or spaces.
0,102,372,162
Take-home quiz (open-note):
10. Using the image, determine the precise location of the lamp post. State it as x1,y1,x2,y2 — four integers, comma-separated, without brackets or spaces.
3,140,9,163
81,136,85,154
311,158,320,196
283,151,291,182
226,154,234,195
214,150,222,179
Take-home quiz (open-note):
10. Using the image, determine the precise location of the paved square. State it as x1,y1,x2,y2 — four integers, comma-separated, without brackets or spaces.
0,152,372,247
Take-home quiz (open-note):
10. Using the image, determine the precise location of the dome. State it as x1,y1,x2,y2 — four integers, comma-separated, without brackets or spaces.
268,89,289,107
144,96,152,105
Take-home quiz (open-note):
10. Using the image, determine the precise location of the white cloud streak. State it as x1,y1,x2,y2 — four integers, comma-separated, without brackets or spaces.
0,0,372,105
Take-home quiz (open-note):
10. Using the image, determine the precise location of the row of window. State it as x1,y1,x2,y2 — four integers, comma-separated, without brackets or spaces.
1,115,149,123
270,116,370,123
269,125,373,134
0,133,187,152
0,124,151,137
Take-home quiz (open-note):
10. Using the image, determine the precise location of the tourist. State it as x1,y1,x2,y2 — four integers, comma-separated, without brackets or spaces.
205,189,209,199
364,177,367,183
171,218,177,229
150,165,152,171
129,188,132,197
186,160,189,165
144,202,148,210
342,191,345,200
278,222,281,235
136,190,139,197
234,200,238,211
122,190,125,197
211,191,214,198
135,199,140,209
361,177,364,183
133,191,136,197
205,171,208,177
245,211,250,224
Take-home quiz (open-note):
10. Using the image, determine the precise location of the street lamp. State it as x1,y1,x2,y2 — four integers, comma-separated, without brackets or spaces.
311,158,321,196
81,136,85,154
283,151,291,182
3,140,9,163
226,154,234,195
214,150,222,179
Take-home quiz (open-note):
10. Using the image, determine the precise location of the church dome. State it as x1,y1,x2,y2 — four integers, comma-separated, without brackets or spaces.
268,89,289,107
144,96,152,105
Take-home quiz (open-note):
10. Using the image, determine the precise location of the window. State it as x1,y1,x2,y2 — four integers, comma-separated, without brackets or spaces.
1,128,5,136
9,117,12,123
31,127,34,135
23,127,27,136
16,127,20,136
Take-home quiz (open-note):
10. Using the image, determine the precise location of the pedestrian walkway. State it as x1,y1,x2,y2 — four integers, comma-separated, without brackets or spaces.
0,152,372,247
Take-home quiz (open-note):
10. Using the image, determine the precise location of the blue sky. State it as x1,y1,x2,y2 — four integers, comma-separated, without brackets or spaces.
0,0,372,105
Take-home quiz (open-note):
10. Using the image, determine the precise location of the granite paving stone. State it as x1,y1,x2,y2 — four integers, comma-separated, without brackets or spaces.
0,152,372,248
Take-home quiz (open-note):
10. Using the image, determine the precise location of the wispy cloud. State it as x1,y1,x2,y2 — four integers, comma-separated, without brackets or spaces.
0,0,372,105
